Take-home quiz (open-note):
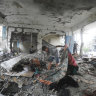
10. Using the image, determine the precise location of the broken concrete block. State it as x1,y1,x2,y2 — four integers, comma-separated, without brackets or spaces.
1,55,24,71
1,82,19,96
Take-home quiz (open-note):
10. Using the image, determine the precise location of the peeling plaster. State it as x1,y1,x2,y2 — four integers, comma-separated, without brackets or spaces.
0,12,6,19
0,0,96,33
13,1,23,8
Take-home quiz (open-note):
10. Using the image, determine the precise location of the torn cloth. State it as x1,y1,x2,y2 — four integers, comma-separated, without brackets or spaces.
67,52,78,75
68,52,78,67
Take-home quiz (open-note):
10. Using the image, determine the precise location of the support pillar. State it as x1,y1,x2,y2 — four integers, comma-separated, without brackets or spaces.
80,27,84,57
31,32,32,46
37,33,42,53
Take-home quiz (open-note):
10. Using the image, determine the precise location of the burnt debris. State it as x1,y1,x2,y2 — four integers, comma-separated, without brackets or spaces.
57,89,71,96
49,76,79,91
11,58,30,72
1,82,19,96
0,12,6,19
11,64,24,72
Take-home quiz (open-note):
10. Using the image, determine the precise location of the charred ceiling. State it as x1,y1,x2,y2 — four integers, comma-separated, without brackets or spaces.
12,1,23,8
0,12,6,19
0,0,96,31
33,0,95,15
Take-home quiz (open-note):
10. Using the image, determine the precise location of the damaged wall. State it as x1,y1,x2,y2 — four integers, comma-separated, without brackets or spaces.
7,25,68,53
19,33,37,53
11,33,37,53
0,0,96,43
7,27,38,53
43,34,65,46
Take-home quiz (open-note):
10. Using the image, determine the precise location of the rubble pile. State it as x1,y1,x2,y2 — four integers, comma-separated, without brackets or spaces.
88,59,96,68
0,74,57,96
0,72,80,96
0,51,96,96
49,76,79,91
0,52,20,64
69,59,96,96
82,89,96,96
1,82,19,96
0,50,69,96
79,60,96,76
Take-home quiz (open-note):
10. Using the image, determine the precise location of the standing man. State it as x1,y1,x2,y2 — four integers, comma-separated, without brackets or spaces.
42,46,59,70
73,41,78,54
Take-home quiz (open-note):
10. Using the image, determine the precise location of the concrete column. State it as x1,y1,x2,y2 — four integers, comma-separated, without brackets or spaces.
7,27,9,47
80,27,84,57
31,32,32,46
7,27,15,52
37,33,42,53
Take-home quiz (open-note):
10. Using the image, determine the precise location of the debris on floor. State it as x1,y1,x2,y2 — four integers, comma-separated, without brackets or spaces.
1,82,19,96
0,48,96,96
49,76,79,91
82,89,96,96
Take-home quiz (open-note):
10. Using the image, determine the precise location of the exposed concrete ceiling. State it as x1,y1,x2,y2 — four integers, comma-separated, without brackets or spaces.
0,0,96,32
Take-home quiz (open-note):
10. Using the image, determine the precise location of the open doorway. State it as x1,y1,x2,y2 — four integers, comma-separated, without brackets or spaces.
74,22,96,59
83,25,96,59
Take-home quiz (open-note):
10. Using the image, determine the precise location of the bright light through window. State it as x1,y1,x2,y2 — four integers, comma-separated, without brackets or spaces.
0,26,3,37
83,28,96,50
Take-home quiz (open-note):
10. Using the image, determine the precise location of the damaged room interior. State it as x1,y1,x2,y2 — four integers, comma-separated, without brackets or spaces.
0,0,96,96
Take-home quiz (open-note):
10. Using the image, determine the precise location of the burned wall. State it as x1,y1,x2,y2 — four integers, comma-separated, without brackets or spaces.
11,32,38,53
19,33,38,53
33,0,96,14
7,27,38,53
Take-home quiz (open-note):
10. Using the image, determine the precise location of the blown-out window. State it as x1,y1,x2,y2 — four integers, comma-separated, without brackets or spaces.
0,26,2,38
0,26,6,40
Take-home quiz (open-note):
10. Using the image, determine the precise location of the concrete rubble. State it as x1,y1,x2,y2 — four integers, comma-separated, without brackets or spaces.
0,0,96,96
0,49,68,96
0,53,96,96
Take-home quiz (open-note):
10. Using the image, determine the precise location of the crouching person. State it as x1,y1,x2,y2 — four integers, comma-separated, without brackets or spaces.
30,58,46,74
42,46,59,70
60,45,79,75
68,51,79,75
